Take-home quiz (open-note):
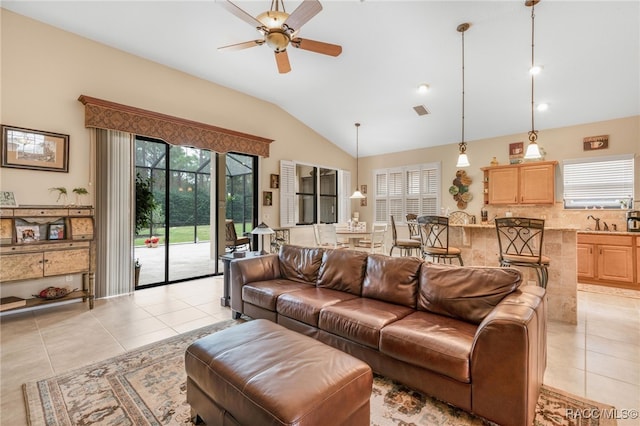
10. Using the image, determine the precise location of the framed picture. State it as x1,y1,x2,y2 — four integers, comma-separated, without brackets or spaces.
583,135,609,151
16,225,40,243
0,191,18,207
360,197,367,207
509,142,524,164
360,184,367,195
1,125,69,172
270,174,279,189
263,191,273,206
48,223,65,240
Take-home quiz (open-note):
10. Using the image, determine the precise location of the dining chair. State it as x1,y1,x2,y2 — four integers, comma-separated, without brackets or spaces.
357,223,387,253
405,214,421,241
417,216,463,265
225,219,251,252
389,216,421,257
315,223,347,248
494,217,549,288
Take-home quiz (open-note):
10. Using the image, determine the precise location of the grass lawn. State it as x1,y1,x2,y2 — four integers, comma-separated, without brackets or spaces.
134,222,253,246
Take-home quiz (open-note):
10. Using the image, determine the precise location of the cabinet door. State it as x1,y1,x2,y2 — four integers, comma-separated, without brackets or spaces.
577,243,595,279
520,163,555,204
597,245,634,284
44,248,90,276
488,168,519,204
0,252,44,281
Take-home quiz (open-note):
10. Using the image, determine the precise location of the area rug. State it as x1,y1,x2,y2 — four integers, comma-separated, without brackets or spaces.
24,319,617,426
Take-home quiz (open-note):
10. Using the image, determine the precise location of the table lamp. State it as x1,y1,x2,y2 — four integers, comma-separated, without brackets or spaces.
251,222,275,254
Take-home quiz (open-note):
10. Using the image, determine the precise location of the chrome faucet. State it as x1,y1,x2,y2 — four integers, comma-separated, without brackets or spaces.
603,221,609,231
587,215,601,231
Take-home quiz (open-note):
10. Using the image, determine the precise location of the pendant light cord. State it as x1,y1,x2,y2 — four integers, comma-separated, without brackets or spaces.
355,123,360,188
461,27,465,147
529,3,538,142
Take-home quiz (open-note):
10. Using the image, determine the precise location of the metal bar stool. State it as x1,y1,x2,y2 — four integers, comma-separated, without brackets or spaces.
494,217,549,288
389,215,421,256
417,215,463,265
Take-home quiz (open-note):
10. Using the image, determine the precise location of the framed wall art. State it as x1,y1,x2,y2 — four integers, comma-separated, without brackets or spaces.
1,125,69,172
509,142,524,164
583,135,609,151
263,191,273,206
270,174,279,189
0,191,18,207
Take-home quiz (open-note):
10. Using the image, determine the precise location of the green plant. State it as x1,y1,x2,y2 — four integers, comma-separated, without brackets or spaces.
72,187,89,195
49,187,68,202
135,173,157,235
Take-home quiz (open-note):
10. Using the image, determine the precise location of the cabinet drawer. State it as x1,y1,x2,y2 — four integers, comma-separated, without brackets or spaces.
0,252,44,281
0,218,13,244
69,208,93,216
0,241,90,254
69,217,94,240
578,234,633,246
15,208,68,217
0,209,15,217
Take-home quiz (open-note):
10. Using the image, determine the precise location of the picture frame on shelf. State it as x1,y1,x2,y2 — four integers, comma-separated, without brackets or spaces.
270,174,279,189
16,225,40,243
1,125,69,172
263,191,273,206
48,223,65,240
0,191,18,207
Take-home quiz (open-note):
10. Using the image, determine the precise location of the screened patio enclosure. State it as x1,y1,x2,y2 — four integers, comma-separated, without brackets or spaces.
134,138,257,287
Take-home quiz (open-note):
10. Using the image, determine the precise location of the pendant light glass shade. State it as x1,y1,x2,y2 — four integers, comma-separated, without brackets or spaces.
525,0,542,160
456,23,471,168
350,123,366,199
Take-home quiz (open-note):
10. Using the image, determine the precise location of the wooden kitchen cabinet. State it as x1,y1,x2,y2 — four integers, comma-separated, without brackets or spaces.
482,161,557,205
0,206,95,311
577,233,636,288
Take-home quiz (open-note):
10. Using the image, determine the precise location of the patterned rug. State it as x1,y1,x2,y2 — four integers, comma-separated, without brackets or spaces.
24,319,617,426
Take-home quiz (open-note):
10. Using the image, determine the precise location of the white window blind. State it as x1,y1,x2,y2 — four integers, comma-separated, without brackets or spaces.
374,162,441,223
338,170,351,224
563,154,634,209
280,160,296,227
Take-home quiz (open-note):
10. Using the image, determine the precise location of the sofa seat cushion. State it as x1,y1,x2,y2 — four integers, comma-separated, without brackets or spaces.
243,279,314,311
319,298,414,349
379,311,478,383
277,288,359,327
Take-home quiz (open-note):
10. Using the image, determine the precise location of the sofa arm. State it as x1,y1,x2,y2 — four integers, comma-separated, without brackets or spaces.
230,254,281,315
470,289,546,426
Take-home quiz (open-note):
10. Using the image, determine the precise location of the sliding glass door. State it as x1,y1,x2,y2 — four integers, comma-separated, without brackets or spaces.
134,137,216,287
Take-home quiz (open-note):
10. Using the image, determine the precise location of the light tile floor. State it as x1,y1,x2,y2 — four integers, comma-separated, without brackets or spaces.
1,278,639,426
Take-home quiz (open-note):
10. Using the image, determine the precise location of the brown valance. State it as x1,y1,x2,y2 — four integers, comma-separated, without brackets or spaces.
78,95,272,157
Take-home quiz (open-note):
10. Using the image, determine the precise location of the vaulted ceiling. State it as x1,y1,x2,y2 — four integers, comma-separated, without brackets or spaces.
3,1,639,157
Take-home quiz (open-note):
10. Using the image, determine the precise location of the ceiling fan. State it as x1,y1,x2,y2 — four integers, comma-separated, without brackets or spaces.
218,0,342,74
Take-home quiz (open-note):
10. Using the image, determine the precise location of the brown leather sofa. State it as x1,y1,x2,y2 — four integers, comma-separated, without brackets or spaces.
230,245,547,426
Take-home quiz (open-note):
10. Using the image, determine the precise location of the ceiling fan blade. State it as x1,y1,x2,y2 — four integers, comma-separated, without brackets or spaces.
291,38,342,57
284,0,322,32
219,0,264,28
275,51,291,74
218,40,264,52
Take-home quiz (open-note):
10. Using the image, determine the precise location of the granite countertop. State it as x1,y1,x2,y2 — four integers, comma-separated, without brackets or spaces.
450,223,581,231
577,230,638,236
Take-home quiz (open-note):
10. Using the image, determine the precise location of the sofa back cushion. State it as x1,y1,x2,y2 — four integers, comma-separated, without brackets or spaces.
418,263,522,324
278,245,324,284
317,249,368,295
362,254,421,308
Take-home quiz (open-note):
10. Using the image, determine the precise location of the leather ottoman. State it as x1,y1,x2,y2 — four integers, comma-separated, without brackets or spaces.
185,319,373,425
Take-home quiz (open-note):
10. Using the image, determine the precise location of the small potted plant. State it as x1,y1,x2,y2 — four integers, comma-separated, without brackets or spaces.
49,187,68,205
72,187,89,206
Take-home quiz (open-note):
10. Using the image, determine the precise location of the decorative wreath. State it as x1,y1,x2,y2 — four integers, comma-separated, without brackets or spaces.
449,170,473,209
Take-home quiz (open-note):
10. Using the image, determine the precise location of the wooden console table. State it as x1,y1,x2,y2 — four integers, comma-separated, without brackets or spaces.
0,205,95,312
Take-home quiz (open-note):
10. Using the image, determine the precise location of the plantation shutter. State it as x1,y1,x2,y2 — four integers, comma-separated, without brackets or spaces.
338,170,351,223
280,160,296,227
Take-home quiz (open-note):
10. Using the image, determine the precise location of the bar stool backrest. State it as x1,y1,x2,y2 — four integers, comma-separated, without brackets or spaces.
495,217,545,263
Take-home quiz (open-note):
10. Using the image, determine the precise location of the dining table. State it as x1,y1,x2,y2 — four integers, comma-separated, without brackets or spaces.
335,229,371,250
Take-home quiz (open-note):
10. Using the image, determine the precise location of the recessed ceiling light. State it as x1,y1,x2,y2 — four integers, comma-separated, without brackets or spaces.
417,83,430,94
537,103,548,111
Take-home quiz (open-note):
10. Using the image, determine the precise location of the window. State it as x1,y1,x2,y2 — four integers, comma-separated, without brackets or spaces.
374,162,441,223
280,160,348,227
563,154,634,209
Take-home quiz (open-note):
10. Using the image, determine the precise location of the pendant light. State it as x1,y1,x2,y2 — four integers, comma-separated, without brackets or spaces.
524,0,542,160
350,122,365,199
456,23,471,168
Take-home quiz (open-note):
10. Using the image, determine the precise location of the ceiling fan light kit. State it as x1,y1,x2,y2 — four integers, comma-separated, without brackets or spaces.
219,0,342,74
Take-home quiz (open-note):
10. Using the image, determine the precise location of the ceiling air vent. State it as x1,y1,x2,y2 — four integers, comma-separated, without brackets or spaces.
413,105,430,116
